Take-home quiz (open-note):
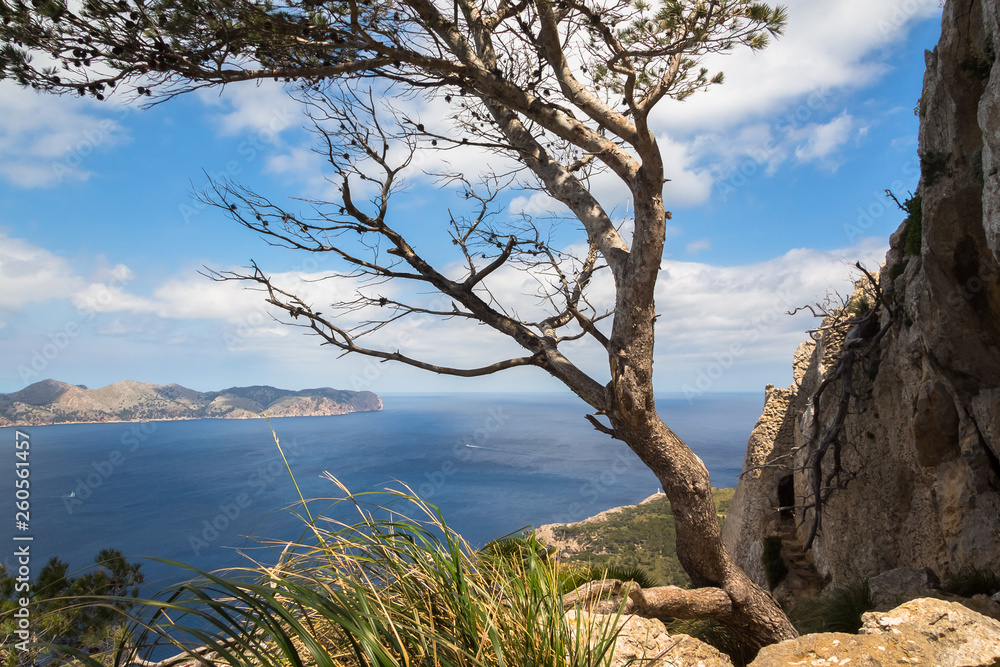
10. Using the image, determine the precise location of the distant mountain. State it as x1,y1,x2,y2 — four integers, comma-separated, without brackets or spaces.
0,379,382,426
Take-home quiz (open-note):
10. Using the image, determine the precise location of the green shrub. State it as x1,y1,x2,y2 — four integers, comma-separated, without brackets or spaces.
560,563,659,594
888,259,908,281
0,549,143,667
920,152,952,188
847,297,871,316
903,194,923,256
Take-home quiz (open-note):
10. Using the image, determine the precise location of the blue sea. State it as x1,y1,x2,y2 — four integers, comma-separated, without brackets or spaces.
0,392,761,594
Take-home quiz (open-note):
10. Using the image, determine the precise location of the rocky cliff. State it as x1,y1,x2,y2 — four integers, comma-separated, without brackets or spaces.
724,0,1000,593
0,379,382,426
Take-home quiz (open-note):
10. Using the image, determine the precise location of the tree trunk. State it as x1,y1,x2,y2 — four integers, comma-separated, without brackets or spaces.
616,412,798,651
602,187,798,652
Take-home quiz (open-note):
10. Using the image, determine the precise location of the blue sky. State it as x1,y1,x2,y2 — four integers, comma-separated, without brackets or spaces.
0,0,942,396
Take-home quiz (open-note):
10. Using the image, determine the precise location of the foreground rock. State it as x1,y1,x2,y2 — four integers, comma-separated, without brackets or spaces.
0,379,382,425
750,598,1000,667
565,611,733,667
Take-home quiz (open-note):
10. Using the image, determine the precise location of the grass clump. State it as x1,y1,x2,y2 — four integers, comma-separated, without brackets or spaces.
941,567,1000,597
55,478,627,667
788,579,874,635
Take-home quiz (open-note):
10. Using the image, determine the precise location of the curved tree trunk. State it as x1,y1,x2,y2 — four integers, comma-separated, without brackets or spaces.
600,185,798,651
613,410,798,650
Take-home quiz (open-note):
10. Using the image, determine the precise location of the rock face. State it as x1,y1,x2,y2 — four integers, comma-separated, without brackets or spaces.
749,598,1000,667
723,0,1000,592
0,379,382,426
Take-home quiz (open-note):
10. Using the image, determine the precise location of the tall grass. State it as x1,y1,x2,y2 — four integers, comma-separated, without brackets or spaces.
57,476,628,667
788,579,873,635
941,567,1000,598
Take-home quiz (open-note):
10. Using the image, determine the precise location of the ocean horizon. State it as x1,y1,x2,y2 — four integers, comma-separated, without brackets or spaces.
1,391,763,595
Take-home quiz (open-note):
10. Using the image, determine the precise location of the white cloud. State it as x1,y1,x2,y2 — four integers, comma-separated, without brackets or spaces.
0,230,892,392
509,192,569,217
792,112,856,166
651,0,941,133
652,237,889,390
686,239,712,254
0,234,84,309
0,83,130,188
659,136,715,207
197,82,300,137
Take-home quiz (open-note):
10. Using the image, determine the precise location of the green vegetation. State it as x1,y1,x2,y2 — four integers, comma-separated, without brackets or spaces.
46,485,628,667
920,151,952,188
561,564,659,593
0,549,143,667
903,194,924,256
547,489,734,588
788,579,874,635
888,259,908,281
846,296,871,316
941,567,1000,597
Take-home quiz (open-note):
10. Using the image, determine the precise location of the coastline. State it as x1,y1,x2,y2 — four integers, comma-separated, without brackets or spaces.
0,407,383,428
535,491,667,558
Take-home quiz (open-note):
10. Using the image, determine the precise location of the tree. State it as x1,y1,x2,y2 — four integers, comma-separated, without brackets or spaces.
0,0,797,651
0,549,144,666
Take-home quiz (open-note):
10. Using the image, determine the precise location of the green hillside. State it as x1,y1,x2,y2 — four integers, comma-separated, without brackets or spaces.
544,488,734,587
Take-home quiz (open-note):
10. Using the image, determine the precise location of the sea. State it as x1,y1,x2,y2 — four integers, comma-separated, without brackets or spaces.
0,392,762,596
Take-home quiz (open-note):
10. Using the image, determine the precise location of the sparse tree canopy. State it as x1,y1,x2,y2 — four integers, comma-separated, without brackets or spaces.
0,549,144,665
1,0,797,653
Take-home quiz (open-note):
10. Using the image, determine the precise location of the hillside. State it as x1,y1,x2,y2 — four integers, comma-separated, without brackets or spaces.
0,379,382,426
537,488,734,587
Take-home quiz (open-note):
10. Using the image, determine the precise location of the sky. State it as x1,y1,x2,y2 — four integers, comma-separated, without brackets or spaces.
0,0,943,398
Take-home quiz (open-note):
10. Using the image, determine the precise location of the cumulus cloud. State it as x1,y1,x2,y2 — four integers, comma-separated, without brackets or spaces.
0,229,891,392
652,0,940,133
652,237,889,390
792,112,858,167
197,82,301,137
0,84,130,188
0,233,84,309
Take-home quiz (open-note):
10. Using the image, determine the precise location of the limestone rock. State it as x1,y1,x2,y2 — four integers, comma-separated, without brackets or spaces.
749,631,935,667
751,598,1000,667
725,0,1000,593
860,598,1000,666
564,611,733,667
868,567,940,611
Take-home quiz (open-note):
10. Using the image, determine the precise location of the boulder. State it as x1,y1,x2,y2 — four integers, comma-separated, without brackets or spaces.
860,597,1000,666
868,567,940,610
750,598,1000,667
564,611,733,667
750,631,936,667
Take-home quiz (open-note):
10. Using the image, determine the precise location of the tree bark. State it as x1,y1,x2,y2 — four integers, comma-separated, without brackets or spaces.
599,198,798,650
